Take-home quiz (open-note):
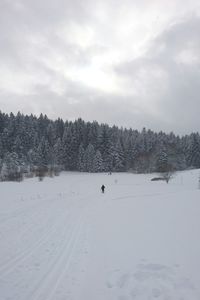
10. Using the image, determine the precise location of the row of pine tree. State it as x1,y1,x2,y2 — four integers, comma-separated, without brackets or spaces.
0,111,200,180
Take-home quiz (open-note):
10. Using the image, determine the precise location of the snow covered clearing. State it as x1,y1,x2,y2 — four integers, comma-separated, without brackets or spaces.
0,170,200,300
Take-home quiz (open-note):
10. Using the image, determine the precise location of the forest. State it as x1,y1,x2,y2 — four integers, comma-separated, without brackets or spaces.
0,111,200,180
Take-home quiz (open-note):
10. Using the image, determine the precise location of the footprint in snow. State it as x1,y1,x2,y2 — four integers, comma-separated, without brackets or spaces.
106,262,198,300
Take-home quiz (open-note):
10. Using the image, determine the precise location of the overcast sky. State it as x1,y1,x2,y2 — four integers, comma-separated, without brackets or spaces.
0,0,200,134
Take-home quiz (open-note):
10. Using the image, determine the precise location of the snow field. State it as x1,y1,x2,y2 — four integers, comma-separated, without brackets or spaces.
0,170,200,300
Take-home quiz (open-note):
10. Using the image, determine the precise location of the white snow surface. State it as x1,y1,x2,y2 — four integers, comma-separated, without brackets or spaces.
0,170,200,300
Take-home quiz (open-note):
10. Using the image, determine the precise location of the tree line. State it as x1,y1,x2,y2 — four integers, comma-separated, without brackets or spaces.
0,111,200,181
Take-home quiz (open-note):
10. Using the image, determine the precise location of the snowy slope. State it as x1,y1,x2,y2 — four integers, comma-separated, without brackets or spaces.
0,170,200,300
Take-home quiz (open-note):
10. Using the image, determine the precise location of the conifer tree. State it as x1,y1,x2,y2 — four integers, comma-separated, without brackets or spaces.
156,150,169,172
187,133,200,168
84,144,95,172
78,144,85,172
113,140,125,171
93,150,103,172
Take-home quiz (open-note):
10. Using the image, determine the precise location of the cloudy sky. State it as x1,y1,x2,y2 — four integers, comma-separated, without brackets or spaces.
0,0,200,134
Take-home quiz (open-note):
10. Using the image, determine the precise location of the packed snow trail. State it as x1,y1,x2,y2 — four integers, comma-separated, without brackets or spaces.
0,171,200,299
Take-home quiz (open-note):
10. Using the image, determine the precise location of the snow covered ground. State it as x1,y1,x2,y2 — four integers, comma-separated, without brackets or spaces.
0,170,200,300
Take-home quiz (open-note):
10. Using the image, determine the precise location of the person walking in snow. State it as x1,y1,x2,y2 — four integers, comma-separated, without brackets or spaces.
101,184,105,193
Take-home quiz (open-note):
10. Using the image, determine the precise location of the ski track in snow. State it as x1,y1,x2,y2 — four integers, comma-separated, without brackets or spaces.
28,214,85,300
0,195,68,264
0,177,98,300
0,207,69,277
0,171,200,300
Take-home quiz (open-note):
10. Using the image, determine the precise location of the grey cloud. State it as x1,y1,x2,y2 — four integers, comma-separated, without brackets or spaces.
1,1,200,135
0,0,97,69
114,15,200,134
0,78,167,133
